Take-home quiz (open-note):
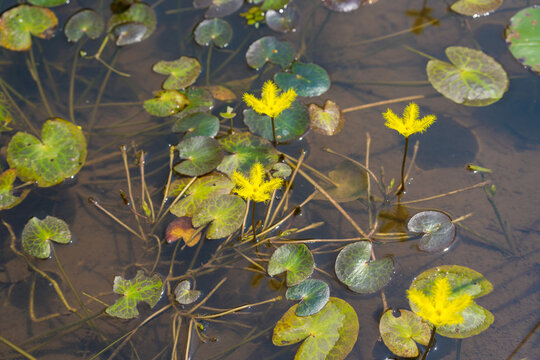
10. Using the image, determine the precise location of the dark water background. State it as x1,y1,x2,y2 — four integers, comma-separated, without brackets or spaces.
0,0,539,359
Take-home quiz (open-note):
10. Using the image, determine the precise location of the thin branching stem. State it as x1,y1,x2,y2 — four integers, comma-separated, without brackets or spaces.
342,94,425,113
28,47,53,117
397,181,490,205
0,335,37,360
195,296,282,320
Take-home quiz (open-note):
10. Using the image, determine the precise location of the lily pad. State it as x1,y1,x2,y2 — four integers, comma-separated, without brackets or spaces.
274,62,331,97
322,0,362,12
217,132,279,176
106,270,162,319
193,0,243,18
169,173,234,217
28,0,67,7
408,211,456,252
379,309,431,358
271,162,292,178
286,279,330,317
246,36,294,70
175,280,201,305
153,57,201,90
409,265,494,338
174,136,223,177
265,6,300,33
194,18,232,48
427,46,509,106
273,297,359,360
7,118,87,187
308,100,344,136
450,0,502,17
165,216,202,246
0,169,29,210
260,0,290,11
143,90,189,117
64,9,104,42
505,6,540,74
192,194,246,239
0,5,58,51
111,22,147,46
108,2,156,46
22,216,71,259
174,87,214,120
335,241,394,294
206,85,237,101
313,160,368,202
267,244,314,286
243,100,309,143
172,112,219,139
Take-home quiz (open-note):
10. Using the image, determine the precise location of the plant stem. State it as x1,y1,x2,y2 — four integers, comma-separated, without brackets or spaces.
28,46,53,117
0,335,37,360
397,136,409,196
342,94,425,113
271,117,277,146
251,201,257,241
422,326,437,360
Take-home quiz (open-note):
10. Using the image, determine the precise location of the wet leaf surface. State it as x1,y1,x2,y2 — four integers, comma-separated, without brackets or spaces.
268,244,314,286
246,36,294,70
64,9,104,42
153,57,201,90
165,216,201,246
193,0,243,18
265,6,300,33
192,194,246,239
322,0,362,12
408,211,456,252
0,169,29,210
174,87,214,119
194,18,232,47
506,6,540,74
286,279,330,317
22,216,71,259
274,62,330,97
108,2,156,45
379,309,431,358
174,136,223,176
0,5,57,51
143,90,188,117
313,160,367,202
309,100,344,136
172,112,219,139
450,0,502,17
175,280,201,304
28,0,67,7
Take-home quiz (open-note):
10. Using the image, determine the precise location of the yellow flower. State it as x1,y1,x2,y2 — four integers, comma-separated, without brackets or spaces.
243,80,297,118
407,276,472,327
383,102,436,138
232,162,283,203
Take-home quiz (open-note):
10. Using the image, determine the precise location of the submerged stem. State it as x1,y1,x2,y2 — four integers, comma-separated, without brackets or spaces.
422,326,437,360
397,136,409,196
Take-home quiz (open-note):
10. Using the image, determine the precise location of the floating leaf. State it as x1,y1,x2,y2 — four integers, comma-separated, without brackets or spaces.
111,22,147,46
308,100,344,136
260,0,290,11
274,62,331,97
143,90,188,117
7,118,86,187
313,160,367,202
0,5,57,51
174,87,214,120
265,6,300,33
194,18,232,48
286,279,330,317
268,244,314,286
408,211,456,252
172,112,219,139
379,309,431,358
108,2,156,46
217,132,279,176
193,0,243,18
427,46,508,106
409,265,494,338
22,216,71,259
153,57,201,90
322,0,362,12
243,100,309,144
165,216,201,246
64,9,104,42
273,297,359,360
175,280,201,305
174,136,223,176
271,162,292,178
335,241,394,294
28,0,67,7
192,194,246,239
169,173,234,217
505,6,540,74
450,0,502,17
106,270,162,319
206,85,236,101
246,36,294,70
0,169,29,210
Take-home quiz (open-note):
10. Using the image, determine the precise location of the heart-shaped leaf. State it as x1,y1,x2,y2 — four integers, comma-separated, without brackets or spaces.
143,90,189,117
322,0,362,12
275,62,330,97
153,57,201,90
427,46,508,106
313,160,367,202
0,169,29,210
193,0,243,18
108,2,156,46
165,216,202,246
450,0,502,17
271,162,292,178
505,6,540,74
246,36,295,70
7,118,87,187
408,211,456,252
268,244,314,286
265,6,299,33
286,279,330,317
172,112,219,139
106,270,162,319
335,241,394,294
192,194,246,239
273,297,359,360
64,9,104,42
0,5,57,51
174,87,214,120
194,18,232,48
309,100,344,136
22,216,71,259
174,136,223,176
379,309,431,358
175,280,201,305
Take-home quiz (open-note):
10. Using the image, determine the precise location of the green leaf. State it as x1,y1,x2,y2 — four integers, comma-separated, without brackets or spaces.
322,0,362,12
108,3,156,46
28,0,67,7
265,7,300,33
106,270,162,319
153,57,201,90
313,160,367,202
194,18,232,48
275,62,330,97
409,265,494,338
505,6,540,74
217,132,279,176
174,87,214,120
172,112,219,139
268,244,314,286
192,194,246,239
22,216,71,259
379,309,431,358
0,5,58,51
408,211,456,252
308,100,345,136
450,0,503,17
286,279,330,317
174,280,201,305
0,169,29,210
143,90,189,117
427,46,509,106
271,162,292,178
243,100,309,143
64,9,104,42
174,136,223,177
246,36,294,69
273,297,359,360
261,0,291,11
335,241,394,294
7,118,87,187
193,0,243,18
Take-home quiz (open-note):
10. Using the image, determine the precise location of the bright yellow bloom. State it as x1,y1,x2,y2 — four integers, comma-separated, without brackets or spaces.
243,80,297,118
383,102,436,138
408,277,472,327
232,162,283,203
